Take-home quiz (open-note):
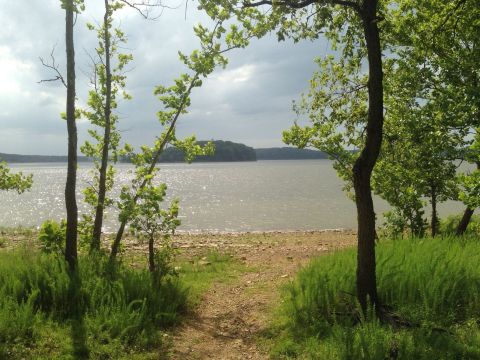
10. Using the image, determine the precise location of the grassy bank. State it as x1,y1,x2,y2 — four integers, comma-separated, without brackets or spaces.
269,236,480,359
0,236,244,359
0,248,188,359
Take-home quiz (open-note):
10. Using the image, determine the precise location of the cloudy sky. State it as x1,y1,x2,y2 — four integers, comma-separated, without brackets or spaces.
0,0,328,155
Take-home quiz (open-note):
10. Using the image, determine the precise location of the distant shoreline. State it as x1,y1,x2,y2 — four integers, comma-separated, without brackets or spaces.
1,142,330,163
171,228,356,236
5,158,331,165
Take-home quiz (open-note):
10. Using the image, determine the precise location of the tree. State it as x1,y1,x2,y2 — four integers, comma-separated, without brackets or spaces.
0,162,32,193
90,0,117,251
457,161,480,234
456,133,480,235
392,0,480,234
373,99,459,238
80,0,166,252
129,184,180,278
63,0,84,270
80,0,133,252
288,57,459,240
41,1,84,269
284,55,366,198
109,20,250,262
200,0,387,311
369,51,464,238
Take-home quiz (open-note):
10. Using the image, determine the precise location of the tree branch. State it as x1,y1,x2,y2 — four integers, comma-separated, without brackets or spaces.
38,46,67,88
119,0,182,19
243,0,361,12
83,48,101,94
433,0,467,34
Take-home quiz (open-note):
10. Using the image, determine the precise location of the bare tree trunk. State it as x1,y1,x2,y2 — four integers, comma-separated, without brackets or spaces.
91,0,113,252
64,0,78,271
353,0,383,311
456,207,474,235
431,184,438,237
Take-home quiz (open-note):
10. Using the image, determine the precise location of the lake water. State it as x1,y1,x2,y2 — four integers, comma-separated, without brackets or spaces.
1,160,469,232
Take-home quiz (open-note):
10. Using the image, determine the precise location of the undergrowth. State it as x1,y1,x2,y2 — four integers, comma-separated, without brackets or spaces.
0,244,242,359
269,236,480,359
0,248,188,359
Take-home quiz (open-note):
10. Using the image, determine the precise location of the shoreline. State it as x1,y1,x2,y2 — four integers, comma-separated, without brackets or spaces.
172,228,356,236
0,225,356,236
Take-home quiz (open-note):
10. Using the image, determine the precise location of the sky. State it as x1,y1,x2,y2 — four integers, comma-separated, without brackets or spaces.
0,0,329,155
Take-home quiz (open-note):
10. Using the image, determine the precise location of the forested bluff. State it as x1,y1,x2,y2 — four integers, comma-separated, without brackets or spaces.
0,140,328,163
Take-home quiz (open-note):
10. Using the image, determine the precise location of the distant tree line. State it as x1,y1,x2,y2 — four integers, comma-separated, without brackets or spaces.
0,153,91,163
1,145,333,163
121,140,257,163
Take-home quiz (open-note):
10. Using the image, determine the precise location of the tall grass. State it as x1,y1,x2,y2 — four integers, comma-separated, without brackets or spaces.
0,248,188,358
271,236,480,359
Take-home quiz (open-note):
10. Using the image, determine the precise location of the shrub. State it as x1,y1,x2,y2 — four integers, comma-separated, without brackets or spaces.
38,220,65,254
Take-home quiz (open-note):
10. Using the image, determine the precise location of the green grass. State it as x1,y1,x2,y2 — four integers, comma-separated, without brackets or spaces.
123,248,247,304
268,236,480,359
179,250,248,305
0,247,188,359
0,245,244,359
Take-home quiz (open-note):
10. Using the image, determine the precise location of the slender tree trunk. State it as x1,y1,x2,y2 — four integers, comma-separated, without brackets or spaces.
64,0,78,271
431,184,438,237
110,221,126,261
148,235,155,273
353,0,383,311
456,163,479,235
109,74,200,263
91,0,113,252
456,207,474,235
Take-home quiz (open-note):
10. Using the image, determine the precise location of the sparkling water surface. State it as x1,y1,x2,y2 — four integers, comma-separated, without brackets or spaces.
1,160,468,232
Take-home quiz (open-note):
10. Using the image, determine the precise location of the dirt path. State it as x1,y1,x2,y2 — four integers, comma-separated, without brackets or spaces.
165,231,356,360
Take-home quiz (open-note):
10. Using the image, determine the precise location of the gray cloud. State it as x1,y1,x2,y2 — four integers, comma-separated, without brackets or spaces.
0,0,327,155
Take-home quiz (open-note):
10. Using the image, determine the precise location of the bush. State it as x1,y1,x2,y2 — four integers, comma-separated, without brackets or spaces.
38,220,65,254
272,236,480,359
